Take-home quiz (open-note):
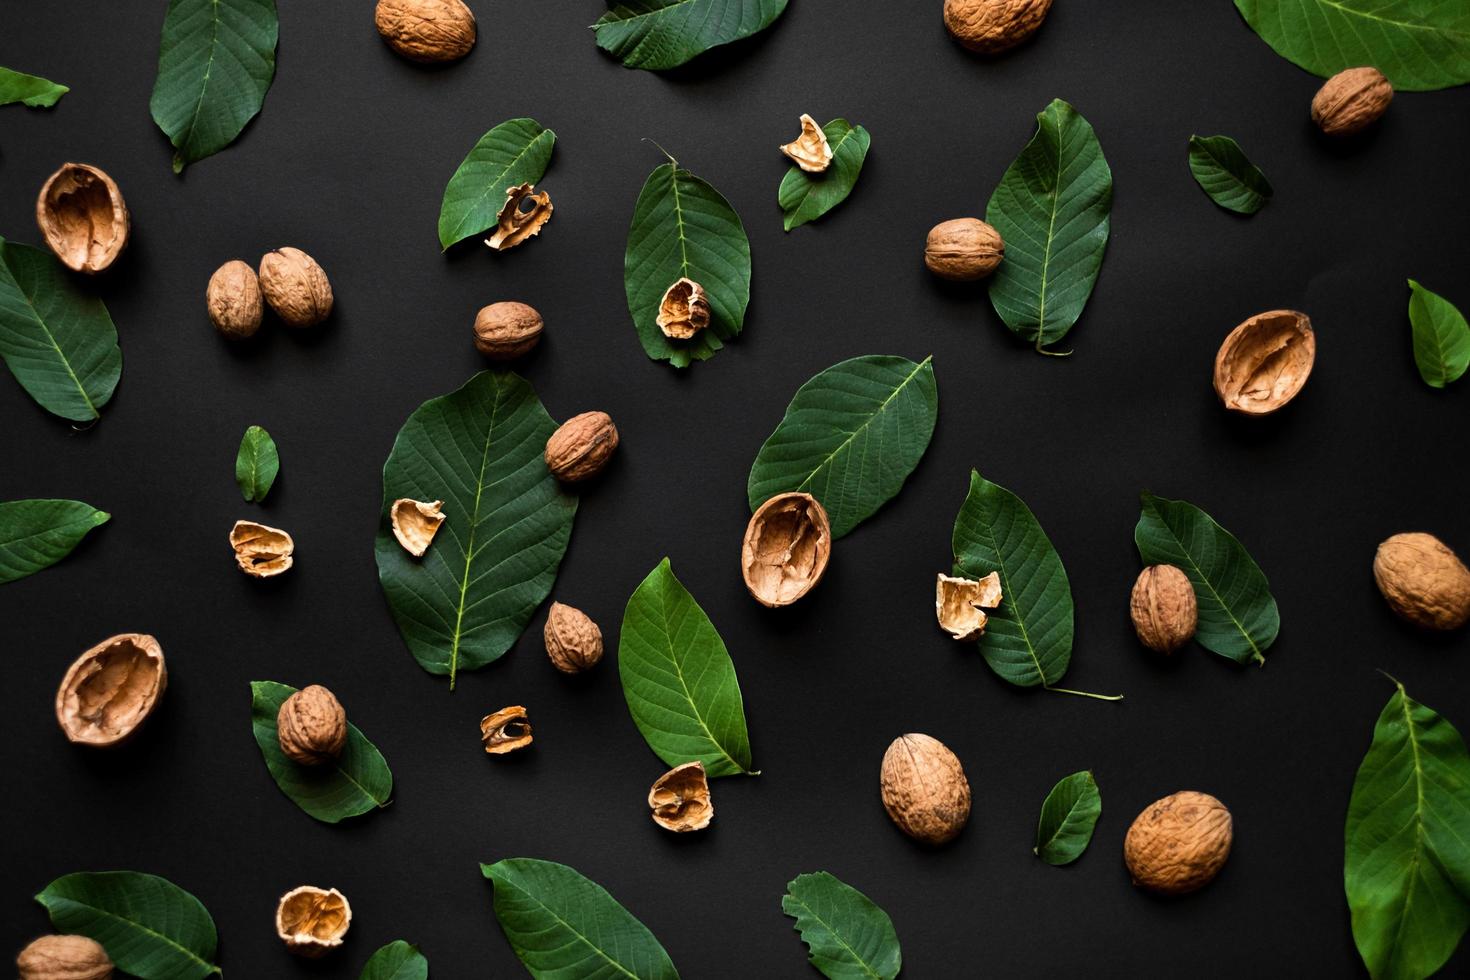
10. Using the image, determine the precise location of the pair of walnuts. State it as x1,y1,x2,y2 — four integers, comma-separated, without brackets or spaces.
207,247,333,339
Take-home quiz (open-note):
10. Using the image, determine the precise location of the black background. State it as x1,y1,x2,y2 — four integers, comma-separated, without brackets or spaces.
4,2,1469,977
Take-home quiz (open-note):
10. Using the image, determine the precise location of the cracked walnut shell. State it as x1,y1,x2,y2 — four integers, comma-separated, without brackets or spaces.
206,260,264,339
944,0,1054,54
391,499,445,557
276,886,351,958
486,183,553,251
230,520,294,577
1124,791,1233,895
481,705,532,754
655,277,712,340
742,492,831,608
1130,565,1197,654
925,218,1004,281
1373,532,1470,631
1312,67,1393,137
880,733,971,845
374,0,476,63
545,411,619,482
16,935,114,980
277,685,348,766
780,114,833,173
35,162,130,274
544,602,603,673
649,761,713,832
55,633,167,748
474,301,543,360
936,572,1003,641
1213,309,1315,415
258,247,333,328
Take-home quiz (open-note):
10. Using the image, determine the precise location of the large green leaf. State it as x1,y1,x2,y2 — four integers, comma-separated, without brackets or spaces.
986,99,1112,355
250,680,393,823
438,118,556,250
1408,280,1470,389
778,119,872,231
1188,135,1273,215
0,499,108,584
375,372,577,687
482,859,679,979
1033,770,1102,866
782,872,901,980
619,558,755,776
1346,680,1470,980
747,355,937,538
1134,492,1280,666
235,424,279,503
149,0,277,173
0,237,121,422
0,67,68,107
35,871,221,979
1235,0,1470,92
361,940,428,980
592,0,789,70
625,157,752,368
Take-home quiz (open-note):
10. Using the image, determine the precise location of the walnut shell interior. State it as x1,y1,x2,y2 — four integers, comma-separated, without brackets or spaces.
486,183,552,251
935,572,1003,641
276,885,351,958
230,520,294,577
1212,309,1315,415
780,114,833,172
55,633,167,747
481,705,533,754
741,492,832,608
35,162,130,274
649,761,713,832
655,277,712,340
390,499,445,558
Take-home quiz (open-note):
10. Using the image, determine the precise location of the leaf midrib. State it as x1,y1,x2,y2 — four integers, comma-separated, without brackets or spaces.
598,0,704,28
650,574,746,774
499,877,641,979
178,0,224,159
792,357,929,501
963,489,1053,687
2,248,100,418
448,392,502,688
1383,687,1430,969
1034,106,1065,350
1314,0,1470,41
786,894,884,980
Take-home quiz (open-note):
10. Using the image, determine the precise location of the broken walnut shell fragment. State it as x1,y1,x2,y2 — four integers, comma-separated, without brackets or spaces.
545,411,619,482
206,259,264,339
230,520,295,578
391,499,445,557
1312,67,1393,137
474,301,543,360
944,0,1054,54
1212,309,1315,415
486,183,553,251
35,162,130,274
649,761,713,832
481,705,533,754
1130,565,1198,654
258,247,333,328
276,885,351,958
16,934,114,980
925,218,1004,281
374,0,476,63
779,114,833,173
55,633,167,748
741,492,832,608
1124,791,1233,895
544,602,604,673
655,277,712,340
277,685,349,766
880,733,971,845
1373,532,1470,631
935,572,1003,641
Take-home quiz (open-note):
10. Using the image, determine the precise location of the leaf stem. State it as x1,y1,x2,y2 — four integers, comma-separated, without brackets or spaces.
642,137,678,168
1044,685,1124,701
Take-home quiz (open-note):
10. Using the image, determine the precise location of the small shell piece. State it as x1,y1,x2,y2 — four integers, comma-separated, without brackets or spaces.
230,520,295,577
742,492,832,608
55,633,167,748
944,0,1054,54
544,602,604,674
925,218,1005,281
880,733,971,845
481,705,533,754
1129,565,1198,653
1124,791,1233,895
936,572,1003,641
1212,309,1315,415
655,278,712,340
780,114,833,173
206,260,264,339
1312,67,1393,136
35,162,130,274
374,0,477,63
486,183,553,251
649,761,713,832
258,247,333,328
1373,532,1470,631
545,411,619,483
16,934,114,980
391,499,445,557
277,685,349,766
275,886,351,958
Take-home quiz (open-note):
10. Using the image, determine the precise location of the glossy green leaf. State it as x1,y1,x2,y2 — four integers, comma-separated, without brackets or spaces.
1134,492,1279,665
1408,280,1470,388
438,118,556,250
482,859,679,979
986,99,1112,355
35,871,221,979
625,156,752,368
1033,770,1102,866
747,354,937,538
1346,679,1470,980
778,119,872,231
250,680,393,823
0,499,108,584
1235,0,1470,92
235,424,279,503
1188,135,1273,215
592,0,789,70
361,940,428,980
782,872,901,980
619,558,755,776
0,237,121,422
374,372,577,687
150,0,277,172
0,67,68,107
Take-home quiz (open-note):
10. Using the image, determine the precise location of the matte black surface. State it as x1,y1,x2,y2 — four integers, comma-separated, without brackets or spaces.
4,3,1469,977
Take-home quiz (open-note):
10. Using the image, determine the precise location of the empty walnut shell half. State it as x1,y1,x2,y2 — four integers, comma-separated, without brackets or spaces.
649,761,713,832
230,520,294,577
391,499,445,557
374,0,476,63
936,572,1003,641
1213,309,1315,415
481,705,533,754
1124,790,1233,895
780,114,833,173
277,685,348,766
741,492,832,608
655,277,712,340
35,163,130,274
16,934,114,980
486,183,553,251
276,885,351,958
55,633,167,748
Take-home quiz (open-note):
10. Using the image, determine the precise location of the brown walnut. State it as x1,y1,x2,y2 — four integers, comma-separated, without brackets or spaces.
936,572,1003,641
486,183,552,251
742,492,832,608
1213,309,1315,415
230,520,294,577
35,162,129,274
944,0,1054,54
374,0,476,62
1373,532,1470,631
206,260,263,340
55,633,167,748
277,685,348,766
1312,67,1393,136
276,886,351,958
1124,790,1233,895
544,602,603,673
545,411,619,482
16,934,114,980
1130,565,1198,654
258,247,333,328
649,761,713,832
880,733,971,845
779,114,833,173
474,301,543,359
390,499,445,557
925,218,1004,281
655,278,712,340
481,705,533,754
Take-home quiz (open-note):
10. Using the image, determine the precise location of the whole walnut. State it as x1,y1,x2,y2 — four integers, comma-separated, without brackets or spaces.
1312,67,1393,136
1373,532,1470,631
944,0,1054,54
277,685,348,766
206,260,263,339
545,412,619,482
1124,790,1233,895
258,247,333,328
880,733,971,845
544,602,603,673
1130,565,1197,654
474,301,543,360
16,935,113,980
375,0,476,63
925,218,1004,281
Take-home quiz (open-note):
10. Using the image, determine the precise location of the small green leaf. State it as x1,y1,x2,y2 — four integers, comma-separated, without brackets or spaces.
619,558,755,776
235,425,280,503
250,681,393,824
1033,770,1102,866
782,872,901,980
1188,135,1273,215
0,499,108,584
438,118,556,250
0,67,68,107
778,119,872,231
360,940,428,980
592,0,789,71
1407,280,1470,389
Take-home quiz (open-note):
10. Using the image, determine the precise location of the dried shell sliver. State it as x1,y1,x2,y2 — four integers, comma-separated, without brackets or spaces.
230,519,294,578
391,498,445,557
485,182,553,251
780,114,833,173
936,572,1003,641
655,277,712,340
649,760,713,832
481,704,533,754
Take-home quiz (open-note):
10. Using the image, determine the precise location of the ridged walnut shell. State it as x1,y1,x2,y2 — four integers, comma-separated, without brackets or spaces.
486,183,552,251
16,934,113,980
1312,67,1393,137
1373,532,1470,631
474,301,543,360
276,886,351,958
481,705,533,754
258,247,333,328
544,602,603,674
779,114,833,173
390,498,445,557
206,260,263,340
742,492,832,608
545,411,619,482
936,572,1003,641
374,0,476,62
880,733,971,845
230,520,294,577
277,685,348,766
35,162,130,274
1130,565,1198,654
925,218,1004,281
1213,309,1315,415
943,0,1054,54
1124,790,1233,895
649,761,713,832
55,633,167,748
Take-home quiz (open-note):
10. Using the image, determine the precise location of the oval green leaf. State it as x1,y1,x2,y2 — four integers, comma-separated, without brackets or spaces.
374,372,577,688
0,66,68,107
0,499,108,584
35,871,221,979
783,872,902,980
619,558,754,776
250,680,393,823
625,157,752,368
778,119,872,231
438,118,556,250
482,859,679,979
1408,279,1470,389
1134,492,1279,665
1033,770,1102,866
1188,135,1273,215
747,354,937,538
361,940,428,980
235,424,279,503
592,0,789,71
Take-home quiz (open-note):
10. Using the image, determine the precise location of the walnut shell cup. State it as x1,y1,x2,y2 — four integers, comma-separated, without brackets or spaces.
375,0,477,63
925,218,1004,281
258,247,333,328
16,934,114,980
1373,532,1470,631
276,886,351,958
35,162,130,274
1312,67,1393,136
742,492,832,608
944,0,1054,54
880,733,972,845
1213,310,1315,415
55,633,167,748
1124,791,1233,895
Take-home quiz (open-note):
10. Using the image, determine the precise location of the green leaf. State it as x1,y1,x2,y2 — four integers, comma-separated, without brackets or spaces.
438,118,556,250
624,156,752,368
1408,280,1470,389
782,872,902,980
778,119,872,231
0,499,108,584
986,99,1112,355
619,558,755,776
250,680,393,823
1134,492,1279,666
0,237,121,422
1346,679,1470,980
1033,770,1102,866
149,0,277,173
0,67,68,107
1235,0,1470,92
361,940,428,980
374,372,577,688
1187,135,1273,215
482,859,679,979
35,871,221,979
235,425,279,503
747,355,937,538
592,0,789,71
